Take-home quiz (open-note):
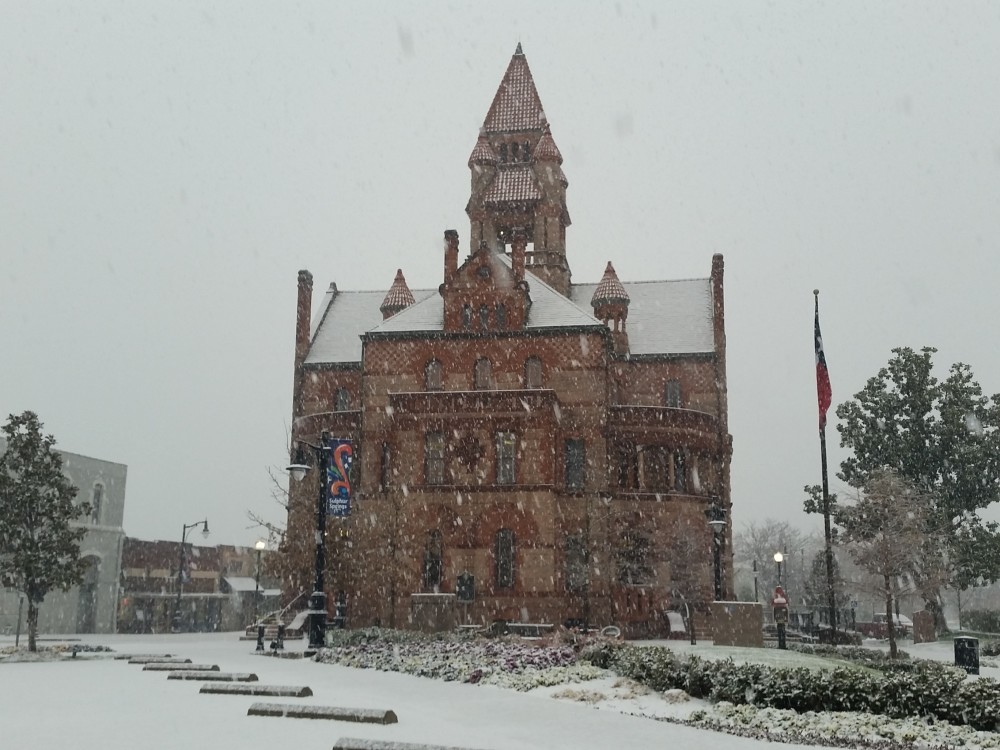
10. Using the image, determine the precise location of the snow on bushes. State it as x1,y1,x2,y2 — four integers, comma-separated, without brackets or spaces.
317,628,603,691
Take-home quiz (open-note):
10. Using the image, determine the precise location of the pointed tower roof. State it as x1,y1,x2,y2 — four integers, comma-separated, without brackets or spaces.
534,123,563,164
380,269,416,317
467,132,498,167
591,262,630,306
482,44,546,133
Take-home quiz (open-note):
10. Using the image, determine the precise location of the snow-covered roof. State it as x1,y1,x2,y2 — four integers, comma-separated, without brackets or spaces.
222,577,279,596
570,277,715,355
305,263,715,365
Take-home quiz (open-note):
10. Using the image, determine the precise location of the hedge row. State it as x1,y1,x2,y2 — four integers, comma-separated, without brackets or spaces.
962,610,1000,635
581,643,1000,732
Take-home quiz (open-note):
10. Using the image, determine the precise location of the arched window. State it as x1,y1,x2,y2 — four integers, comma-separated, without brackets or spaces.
499,143,508,163
474,358,493,390
380,442,392,489
425,359,443,391
665,380,682,408
462,304,472,329
423,530,444,591
496,431,517,485
495,304,507,329
495,528,515,589
522,142,531,162
479,304,490,329
524,356,542,388
91,484,103,525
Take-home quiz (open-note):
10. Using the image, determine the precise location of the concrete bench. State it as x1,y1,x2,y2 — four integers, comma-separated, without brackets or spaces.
116,654,174,661
143,663,220,672
168,671,258,682
333,740,484,750
127,656,189,664
202,683,311,697
247,703,397,724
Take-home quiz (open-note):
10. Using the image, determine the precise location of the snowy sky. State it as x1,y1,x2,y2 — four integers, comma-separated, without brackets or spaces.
3,1,1000,548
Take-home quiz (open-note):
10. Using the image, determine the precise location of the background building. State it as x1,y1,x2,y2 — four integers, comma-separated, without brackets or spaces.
0,439,127,635
284,46,733,637
118,538,279,633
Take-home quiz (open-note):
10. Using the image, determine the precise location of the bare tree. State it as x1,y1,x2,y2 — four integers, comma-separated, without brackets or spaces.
838,469,940,658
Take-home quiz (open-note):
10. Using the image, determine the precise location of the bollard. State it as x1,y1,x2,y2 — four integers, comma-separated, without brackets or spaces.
256,624,265,652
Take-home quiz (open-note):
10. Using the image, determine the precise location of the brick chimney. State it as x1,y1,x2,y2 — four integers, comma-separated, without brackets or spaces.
295,270,313,369
511,228,527,282
444,230,459,285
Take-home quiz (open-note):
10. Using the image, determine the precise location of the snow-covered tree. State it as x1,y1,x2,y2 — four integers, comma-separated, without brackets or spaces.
836,346,1000,630
0,411,89,651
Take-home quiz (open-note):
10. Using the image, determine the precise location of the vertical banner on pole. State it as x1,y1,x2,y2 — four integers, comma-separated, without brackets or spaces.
326,439,354,517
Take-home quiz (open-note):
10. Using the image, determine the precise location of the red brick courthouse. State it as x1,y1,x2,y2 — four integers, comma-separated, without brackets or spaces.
284,46,733,637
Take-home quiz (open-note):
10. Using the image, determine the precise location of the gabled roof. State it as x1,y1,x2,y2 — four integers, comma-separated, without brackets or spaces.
482,44,546,134
468,133,498,167
534,124,563,164
483,167,542,205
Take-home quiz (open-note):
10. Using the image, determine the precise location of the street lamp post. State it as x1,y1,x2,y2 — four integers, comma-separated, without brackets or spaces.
173,519,209,632
774,551,784,587
705,498,727,601
253,539,267,625
287,430,340,651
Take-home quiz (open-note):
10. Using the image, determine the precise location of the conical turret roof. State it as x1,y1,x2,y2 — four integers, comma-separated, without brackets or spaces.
591,262,630,306
467,132,498,167
534,123,563,164
380,269,416,313
482,44,546,133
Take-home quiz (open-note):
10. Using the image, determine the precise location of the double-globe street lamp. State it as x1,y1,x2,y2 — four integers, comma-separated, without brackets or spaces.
173,519,209,632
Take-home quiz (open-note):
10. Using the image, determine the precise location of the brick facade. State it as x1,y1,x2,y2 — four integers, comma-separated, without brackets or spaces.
283,46,733,637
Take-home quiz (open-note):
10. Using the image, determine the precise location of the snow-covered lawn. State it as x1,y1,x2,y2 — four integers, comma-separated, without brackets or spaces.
4,632,1000,750
0,632,818,750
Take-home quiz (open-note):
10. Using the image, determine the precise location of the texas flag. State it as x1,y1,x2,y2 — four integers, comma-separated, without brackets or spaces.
814,296,832,429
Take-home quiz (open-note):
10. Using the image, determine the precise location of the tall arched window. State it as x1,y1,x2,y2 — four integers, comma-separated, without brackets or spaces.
479,304,490,329
425,359,443,391
462,304,472,329
91,484,103,525
423,530,444,591
474,358,493,390
495,528,515,589
524,356,542,388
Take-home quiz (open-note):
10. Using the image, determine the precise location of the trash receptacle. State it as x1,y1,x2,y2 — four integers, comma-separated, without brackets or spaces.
954,636,980,675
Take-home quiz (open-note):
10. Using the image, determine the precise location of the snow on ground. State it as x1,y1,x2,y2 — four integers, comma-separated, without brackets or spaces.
0,632,823,750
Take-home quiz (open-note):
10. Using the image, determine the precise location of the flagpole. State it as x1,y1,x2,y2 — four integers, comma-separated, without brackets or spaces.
815,289,837,639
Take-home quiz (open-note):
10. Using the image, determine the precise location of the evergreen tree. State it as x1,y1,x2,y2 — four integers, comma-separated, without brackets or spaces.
0,411,89,651
836,347,1000,629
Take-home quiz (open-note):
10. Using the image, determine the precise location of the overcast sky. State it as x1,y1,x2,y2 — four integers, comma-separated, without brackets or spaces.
3,1,999,550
